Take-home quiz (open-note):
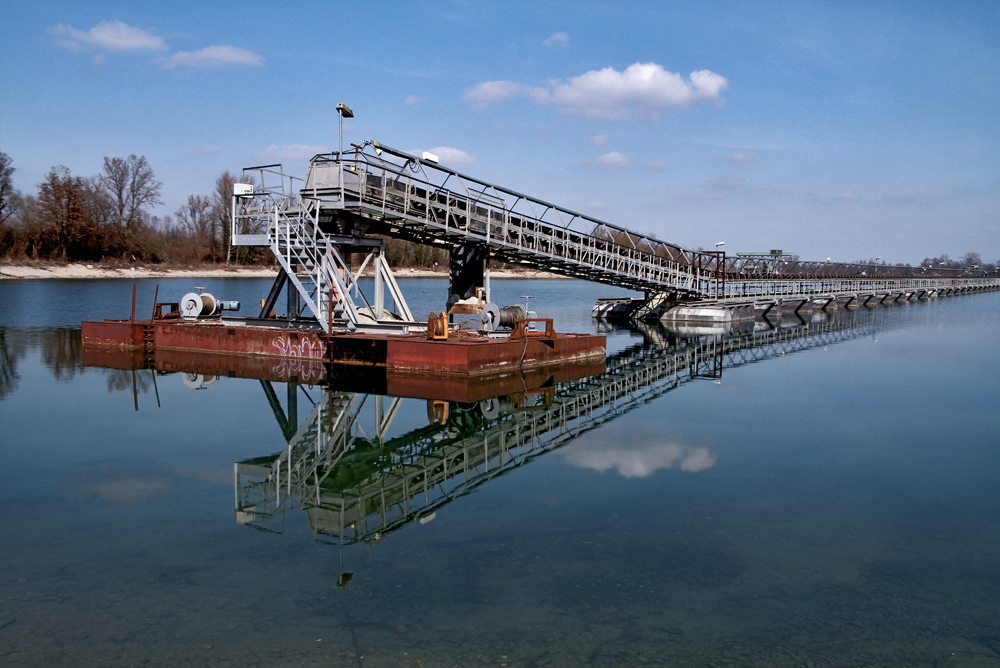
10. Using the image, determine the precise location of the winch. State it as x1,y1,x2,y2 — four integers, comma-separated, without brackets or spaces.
180,288,240,320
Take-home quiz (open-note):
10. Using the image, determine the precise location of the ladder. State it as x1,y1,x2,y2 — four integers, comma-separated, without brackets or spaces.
232,172,416,334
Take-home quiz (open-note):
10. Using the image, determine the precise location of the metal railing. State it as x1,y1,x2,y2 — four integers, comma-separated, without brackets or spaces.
232,164,415,332
242,145,720,297
236,146,1000,302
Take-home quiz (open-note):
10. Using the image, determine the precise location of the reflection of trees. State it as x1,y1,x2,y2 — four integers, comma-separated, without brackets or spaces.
0,329,19,399
0,328,89,396
40,328,83,381
1,326,154,397
104,368,152,394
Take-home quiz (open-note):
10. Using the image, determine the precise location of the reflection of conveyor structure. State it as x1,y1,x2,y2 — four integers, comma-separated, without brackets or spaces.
235,306,898,546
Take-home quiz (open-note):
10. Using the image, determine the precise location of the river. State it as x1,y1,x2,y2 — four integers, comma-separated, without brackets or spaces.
1,277,998,667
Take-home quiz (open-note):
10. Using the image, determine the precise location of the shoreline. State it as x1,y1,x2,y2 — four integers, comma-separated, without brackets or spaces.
0,262,566,281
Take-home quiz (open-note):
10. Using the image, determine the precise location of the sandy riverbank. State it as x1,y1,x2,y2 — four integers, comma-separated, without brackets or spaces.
0,262,565,280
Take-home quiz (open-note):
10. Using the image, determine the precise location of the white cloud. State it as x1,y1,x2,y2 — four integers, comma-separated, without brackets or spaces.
420,146,478,167
712,175,746,189
404,95,424,105
542,32,569,47
187,146,222,156
812,192,861,204
578,152,665,170
466,63,727,119
53,20,166,52
540,63,728,119
590,134,609,145
52,22,262,71
681,175,749,200
463,80,523,104
725,152,757,163
163,45,262,68
254,144,329,162
580,151,633,168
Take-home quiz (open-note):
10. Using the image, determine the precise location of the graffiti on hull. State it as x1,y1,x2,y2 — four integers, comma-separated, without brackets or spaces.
272,336,324,360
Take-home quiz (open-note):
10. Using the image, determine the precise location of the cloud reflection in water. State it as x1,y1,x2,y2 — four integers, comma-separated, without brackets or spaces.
564,432,716,478
70,476,171,504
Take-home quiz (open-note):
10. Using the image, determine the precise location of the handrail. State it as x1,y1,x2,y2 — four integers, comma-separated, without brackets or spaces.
238,146,999,302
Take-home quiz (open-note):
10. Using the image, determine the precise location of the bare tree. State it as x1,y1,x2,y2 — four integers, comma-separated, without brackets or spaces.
213,171,260,263
175,195,214,249
961,252,982,268
0,152,20,225
99,155,162,253
80,176,113,227
37,166,97,260
213,171,237,263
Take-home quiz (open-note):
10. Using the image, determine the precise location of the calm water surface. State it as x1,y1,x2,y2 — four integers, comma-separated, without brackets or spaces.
1,278,998,667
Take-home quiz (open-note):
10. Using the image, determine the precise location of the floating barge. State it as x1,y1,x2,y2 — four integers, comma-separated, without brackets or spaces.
81,316,606,378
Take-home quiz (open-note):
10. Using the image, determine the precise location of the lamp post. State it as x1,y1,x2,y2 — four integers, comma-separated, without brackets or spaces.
336,103,354,156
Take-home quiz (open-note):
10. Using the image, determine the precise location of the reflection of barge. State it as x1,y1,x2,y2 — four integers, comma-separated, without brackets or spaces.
82,342,605,403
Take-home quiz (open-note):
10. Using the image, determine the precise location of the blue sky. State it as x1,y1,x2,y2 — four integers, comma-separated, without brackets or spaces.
2,0,997,264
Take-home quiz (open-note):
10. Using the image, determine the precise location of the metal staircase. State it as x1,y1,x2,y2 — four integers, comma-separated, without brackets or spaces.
232,166,415,334
271,201,358,331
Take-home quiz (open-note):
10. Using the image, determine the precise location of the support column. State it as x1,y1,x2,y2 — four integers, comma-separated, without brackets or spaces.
484,255,492,304
287,277,300,322
259,269,288,319
374,249,384,319
448,243,488,315
287,380,298,429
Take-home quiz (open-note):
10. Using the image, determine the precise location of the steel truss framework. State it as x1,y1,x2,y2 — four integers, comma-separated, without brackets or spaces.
232,164,415,333
233,145,1000,320
234,306,906,545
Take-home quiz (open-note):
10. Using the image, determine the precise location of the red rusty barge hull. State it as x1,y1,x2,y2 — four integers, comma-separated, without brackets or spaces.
81,319,606,376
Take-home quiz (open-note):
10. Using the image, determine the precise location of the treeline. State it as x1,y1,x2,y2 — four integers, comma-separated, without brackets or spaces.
0,152,271,265
918,253,996,272
379,236,448,269
0,152,447,269
851,254,998,272
5,152,993,274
